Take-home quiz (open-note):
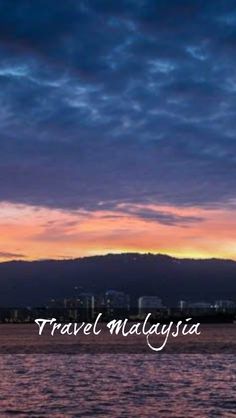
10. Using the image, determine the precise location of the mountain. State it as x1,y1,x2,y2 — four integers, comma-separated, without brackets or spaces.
0,253,235,306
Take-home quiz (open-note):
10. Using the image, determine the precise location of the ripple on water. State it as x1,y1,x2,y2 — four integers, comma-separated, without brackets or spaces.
0,354,235,417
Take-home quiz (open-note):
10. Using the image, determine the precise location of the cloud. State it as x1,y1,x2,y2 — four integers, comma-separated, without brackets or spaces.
0,0,235,215
0,251,25,259
115,205,204,226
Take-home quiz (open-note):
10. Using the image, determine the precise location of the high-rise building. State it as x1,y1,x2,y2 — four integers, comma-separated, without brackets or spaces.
138,296,162,315
178,300,188,310
105,290,130,311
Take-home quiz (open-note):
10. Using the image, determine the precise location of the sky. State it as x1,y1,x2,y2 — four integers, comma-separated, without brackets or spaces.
0,0,236,261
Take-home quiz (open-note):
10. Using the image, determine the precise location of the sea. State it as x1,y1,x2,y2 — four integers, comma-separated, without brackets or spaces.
0,323,235,417
0,354,235,417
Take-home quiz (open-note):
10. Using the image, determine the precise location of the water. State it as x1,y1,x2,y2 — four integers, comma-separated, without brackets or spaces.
0,354,235,417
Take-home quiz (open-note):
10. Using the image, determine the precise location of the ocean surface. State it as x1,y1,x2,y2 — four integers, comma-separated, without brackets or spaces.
0,354,235,417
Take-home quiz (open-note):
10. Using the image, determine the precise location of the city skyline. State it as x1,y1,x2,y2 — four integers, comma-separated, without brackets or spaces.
1,1,236,261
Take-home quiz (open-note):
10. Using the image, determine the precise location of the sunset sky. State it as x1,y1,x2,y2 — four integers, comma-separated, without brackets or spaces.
0,1,236,261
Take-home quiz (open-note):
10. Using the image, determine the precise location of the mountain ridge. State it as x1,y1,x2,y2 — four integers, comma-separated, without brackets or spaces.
1,252,236,264
0,253,235,306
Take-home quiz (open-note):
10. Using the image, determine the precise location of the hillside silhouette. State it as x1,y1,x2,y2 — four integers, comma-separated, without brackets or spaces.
0,253,235,306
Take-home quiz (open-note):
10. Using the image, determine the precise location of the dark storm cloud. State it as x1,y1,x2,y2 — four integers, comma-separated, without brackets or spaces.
0,0,236,220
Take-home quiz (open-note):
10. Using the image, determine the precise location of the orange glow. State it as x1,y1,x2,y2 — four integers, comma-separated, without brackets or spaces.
0,202,235,261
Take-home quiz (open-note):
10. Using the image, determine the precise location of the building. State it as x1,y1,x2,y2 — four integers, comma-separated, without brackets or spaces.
138,296,162,315
214,300,236,310
47,294,95,320
188,302,212,309
105,290,130,311
178,300,188,310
